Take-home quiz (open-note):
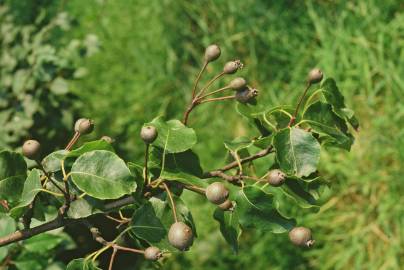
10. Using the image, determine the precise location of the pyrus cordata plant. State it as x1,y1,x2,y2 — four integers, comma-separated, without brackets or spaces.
0,43,358,269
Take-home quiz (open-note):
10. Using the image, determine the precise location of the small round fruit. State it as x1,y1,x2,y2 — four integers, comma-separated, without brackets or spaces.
289,227,315,247
235,88,258,103
229,77,247,90
204,44,221,63
22,140,41,160
168,222,194,251
100,136,113,144
223,60,243,74
140,126,158,144
144,246,162,261
74,118,86,132
205,182,229,205
77,118,94,134
267,169,286,187
218,199,233,211
308,68,323,84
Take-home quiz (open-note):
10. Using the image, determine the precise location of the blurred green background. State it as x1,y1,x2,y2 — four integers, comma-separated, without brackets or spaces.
1,0,403,269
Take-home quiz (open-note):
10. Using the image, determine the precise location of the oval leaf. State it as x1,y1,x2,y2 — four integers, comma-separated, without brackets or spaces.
148,118,197,153
70,150,135,199
273,127,320,177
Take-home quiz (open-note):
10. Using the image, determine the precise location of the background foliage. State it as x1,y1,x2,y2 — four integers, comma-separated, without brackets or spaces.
1,0,403,269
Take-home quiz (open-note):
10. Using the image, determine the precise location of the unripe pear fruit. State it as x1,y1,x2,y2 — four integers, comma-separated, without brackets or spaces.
267,169,286,187
76,118,94,134
229,77,247,90
204,44,221,63
100,136,113,144
308,68,323,84
22,140,41,160
205,182,229,205
289,227,315,247
140,126,158,144
144,246,162,261
218,199,233,211
168,222,194,251
223,60,243,74
235,87,258,103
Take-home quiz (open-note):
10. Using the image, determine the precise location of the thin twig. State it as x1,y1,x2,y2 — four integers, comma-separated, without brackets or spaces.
183,185,206,195
288,82,312,127
162,182,178,223
191,61,208,99
197,85,231,100
65,132,81,150
199,95,235,104
195,71,225,98
143,144,150,185
108,248,118,270
204,146,274,178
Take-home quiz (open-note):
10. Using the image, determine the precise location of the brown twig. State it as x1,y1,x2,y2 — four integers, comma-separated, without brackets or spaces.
199,95,235,104
191,61,208,99
108,247,118,270
204,146,274,178
65,132,81,150
162,182,178,222
288,82,312,127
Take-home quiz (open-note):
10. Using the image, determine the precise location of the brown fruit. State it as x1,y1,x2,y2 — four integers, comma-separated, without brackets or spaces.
204,44,221,63
289,227,315,247
206,182,229,205
144,246,162,261
168,222,194,251
308,68,323,84
22,140,41,160
267,169,286,187
140,126,158,144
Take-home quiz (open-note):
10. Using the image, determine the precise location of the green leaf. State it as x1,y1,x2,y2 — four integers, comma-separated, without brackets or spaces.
50,77,69,95
213,208,240,252
273,127,320,177
0,150,27,203
23,233,65,253
70,150,135,199
321,78,359,130
303,101,354,150
236,98,269,118
150,149,203,177
67,197,103,219
147,118,197,153
66,259,101,270
280,177,321,210
10,169,42,218
0,213,16,261
236,185,295,233
41,150,69,173
224,137,253,152
131,202,166,243
160,170,208,188
66,140,114,159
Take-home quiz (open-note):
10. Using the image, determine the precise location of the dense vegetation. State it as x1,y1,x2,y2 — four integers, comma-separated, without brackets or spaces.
1,1,403,269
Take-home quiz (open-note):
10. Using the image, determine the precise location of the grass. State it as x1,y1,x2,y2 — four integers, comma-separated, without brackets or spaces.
60,0,404,269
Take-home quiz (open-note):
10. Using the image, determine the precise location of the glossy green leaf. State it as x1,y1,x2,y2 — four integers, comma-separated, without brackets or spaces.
150,149,203,177
224,137,253,152
41,150,69,173
304,101,354,150
66,140,114,159
24,233,65,252
160,170,208,188
321,78,359,130
148,118,197,153
67,197,103,219
0,150,27,203
10,169,42,218
273,127,320,177
213,208,240,252
280,178,320,210
131,202,166,243
0,213,16,261
236,185,295,233
70,150,135,199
